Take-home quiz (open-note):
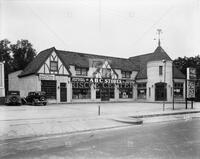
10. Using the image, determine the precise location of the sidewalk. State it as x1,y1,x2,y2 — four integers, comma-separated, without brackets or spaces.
0,102,200,141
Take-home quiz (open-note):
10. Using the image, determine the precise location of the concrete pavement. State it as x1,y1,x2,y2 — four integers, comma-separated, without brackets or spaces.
0,102,200,141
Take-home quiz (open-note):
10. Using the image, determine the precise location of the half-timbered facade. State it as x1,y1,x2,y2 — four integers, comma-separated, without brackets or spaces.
9,45,185,103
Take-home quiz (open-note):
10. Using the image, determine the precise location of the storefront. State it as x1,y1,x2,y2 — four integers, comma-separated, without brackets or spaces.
71,77,135,101
8,45,186,103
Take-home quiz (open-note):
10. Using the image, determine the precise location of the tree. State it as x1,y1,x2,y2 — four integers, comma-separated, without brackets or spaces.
173,56,200,79
11,40,36,71
173,55,200,101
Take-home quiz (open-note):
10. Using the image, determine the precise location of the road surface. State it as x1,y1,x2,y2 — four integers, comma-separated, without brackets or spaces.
2,118,200,159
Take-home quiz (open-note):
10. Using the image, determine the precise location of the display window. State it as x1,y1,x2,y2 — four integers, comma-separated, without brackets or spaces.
174,82,183,98
72,88,91,99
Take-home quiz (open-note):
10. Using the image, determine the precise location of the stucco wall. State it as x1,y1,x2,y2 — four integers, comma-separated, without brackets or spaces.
9,71,40,97
147,60,173,102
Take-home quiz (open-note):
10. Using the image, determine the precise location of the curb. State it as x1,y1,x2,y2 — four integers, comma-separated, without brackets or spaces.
112,117,143,125
130,110,200,118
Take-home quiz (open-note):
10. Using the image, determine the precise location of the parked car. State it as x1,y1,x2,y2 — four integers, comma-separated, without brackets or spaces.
25,91,47,106
5,91,22,106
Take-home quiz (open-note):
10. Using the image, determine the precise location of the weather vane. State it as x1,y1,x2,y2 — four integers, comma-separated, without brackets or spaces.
157,29,162,46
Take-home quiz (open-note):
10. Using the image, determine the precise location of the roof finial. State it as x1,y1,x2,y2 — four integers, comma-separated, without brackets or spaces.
157,29,162,47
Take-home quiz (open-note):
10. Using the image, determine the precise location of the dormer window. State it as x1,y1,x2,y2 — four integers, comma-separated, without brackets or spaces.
75,67,88,76
102,68,111,78
50,61,58,72
122,71,131,78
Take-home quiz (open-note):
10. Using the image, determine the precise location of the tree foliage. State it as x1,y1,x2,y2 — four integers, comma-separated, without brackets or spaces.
0,39,36,93
11,40,36,71
174,56,200,101
173,56,200,79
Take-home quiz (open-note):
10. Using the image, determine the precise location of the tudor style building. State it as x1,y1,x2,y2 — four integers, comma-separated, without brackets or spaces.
9,44,185,103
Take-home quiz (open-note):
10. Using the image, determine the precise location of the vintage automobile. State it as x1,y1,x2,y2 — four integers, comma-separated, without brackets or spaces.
25,91,47,106
5,91,22,106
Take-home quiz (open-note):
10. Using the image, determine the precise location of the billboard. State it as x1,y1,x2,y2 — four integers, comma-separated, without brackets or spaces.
187,67,196,80
187,80,195,98
186,67,196,99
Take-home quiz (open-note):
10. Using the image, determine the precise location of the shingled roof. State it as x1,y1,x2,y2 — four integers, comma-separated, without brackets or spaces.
129,46,185,79
19,47,54,77
19,46,185,79
19,47,139,77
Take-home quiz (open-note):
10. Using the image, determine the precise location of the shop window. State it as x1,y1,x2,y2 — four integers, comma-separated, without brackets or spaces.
50,61,58,72
159,66,163,75
119,88,133,98
122,71,131,78
72,88,91,99
75,67,88,76
174,82,183,98
137,83,146,99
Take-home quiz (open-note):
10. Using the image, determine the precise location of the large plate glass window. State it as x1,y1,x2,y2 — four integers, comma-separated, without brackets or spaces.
174,82,183,98
119,83,133,98
72,81,91,99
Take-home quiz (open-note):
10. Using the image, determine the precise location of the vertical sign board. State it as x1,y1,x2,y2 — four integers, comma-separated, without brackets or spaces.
186,67,196,99
187,67,196,80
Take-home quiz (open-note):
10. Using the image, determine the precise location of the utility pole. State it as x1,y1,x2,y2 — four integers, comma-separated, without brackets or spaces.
163,59,166,111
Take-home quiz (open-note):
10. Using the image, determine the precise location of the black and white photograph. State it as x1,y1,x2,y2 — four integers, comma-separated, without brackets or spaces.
0,0,200,158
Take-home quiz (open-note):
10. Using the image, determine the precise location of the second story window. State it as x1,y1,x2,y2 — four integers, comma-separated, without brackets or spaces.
50,61,58,72
122,71,131,78
102,68,111,78
159,66,163,75
75,67,88,76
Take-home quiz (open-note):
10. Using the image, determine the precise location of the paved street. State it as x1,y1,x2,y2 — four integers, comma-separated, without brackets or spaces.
2,118,200,159
0,102,200,140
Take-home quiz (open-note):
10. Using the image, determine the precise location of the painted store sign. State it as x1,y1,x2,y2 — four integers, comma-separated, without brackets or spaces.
71,77,135,84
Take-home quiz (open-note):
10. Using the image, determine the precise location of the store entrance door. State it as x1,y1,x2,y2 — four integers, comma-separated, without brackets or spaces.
101,88,110,101
60,83,67,102
155,83,167,101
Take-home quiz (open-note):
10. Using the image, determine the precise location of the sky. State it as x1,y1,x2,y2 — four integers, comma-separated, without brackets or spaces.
0,0,200,59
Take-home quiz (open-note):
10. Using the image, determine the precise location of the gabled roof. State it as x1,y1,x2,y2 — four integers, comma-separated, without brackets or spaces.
19,47,139,77
129,46,185,79
19,47,54,77
19,46,185,79
56,50,138,72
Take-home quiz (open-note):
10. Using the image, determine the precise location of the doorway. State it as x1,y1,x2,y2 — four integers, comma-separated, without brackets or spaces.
60,83,67,102
155,82,167,101
101,88,110,101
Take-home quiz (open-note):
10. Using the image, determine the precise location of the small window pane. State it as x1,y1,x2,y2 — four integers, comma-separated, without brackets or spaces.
159,66,163,75
50,61,58,71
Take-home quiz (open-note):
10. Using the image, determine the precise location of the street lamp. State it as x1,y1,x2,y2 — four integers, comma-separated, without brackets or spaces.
162,59,166,111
